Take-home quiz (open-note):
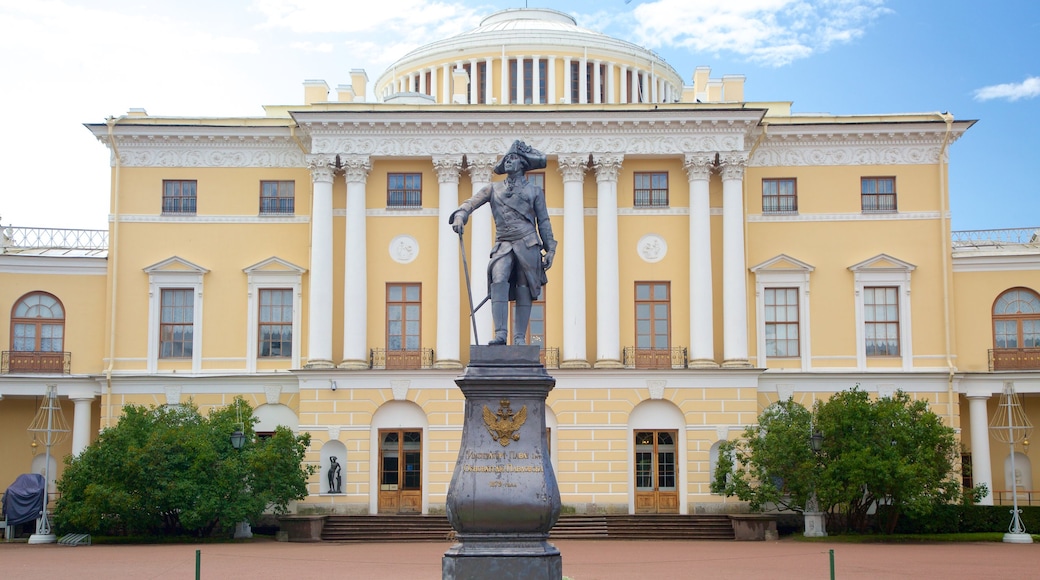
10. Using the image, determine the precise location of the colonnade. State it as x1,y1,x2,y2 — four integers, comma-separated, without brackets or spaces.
303,150,749,370
386,56,677,105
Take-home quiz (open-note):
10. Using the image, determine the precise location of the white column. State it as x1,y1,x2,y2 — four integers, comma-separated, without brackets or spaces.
592,60,602,104
434,156,464,368
594,154,623,367
720,154,750,367
968,394,994,505
467,156,496,343
484,58,493,104
340,156,371,369
606,63,615,104
532,56,541,104
631,69,640,103
500,53,509,104
515,55,524,104
407,74,414,93
430,67,438,102
559,154,590,368
547,56,556,104
563,57,572,103
305,155,335,368
418,69,427,95
685,154,717,367
70,394,94,455
442,64,451,104
640,72,649,104
619,65,629,104
469,59,478,104
579,57,588,104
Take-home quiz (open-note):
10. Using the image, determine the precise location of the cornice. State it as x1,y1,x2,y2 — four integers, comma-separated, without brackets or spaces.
749,211,942,223
91,125,304,168
0,254,107,275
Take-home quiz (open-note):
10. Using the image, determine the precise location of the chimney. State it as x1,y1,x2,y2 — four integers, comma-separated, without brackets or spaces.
303,80,329,105
127,108,148,117
706,79,723,103
350,70,368,103
336,84,356,103
693,66,711,102
722,75,745,102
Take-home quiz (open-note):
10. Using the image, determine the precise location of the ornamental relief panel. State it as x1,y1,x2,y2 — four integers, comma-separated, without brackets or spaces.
750,143,943,167
114,147,304,168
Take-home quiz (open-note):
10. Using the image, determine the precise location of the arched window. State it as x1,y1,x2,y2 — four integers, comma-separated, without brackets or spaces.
993,288,1040,349
11,292,65,353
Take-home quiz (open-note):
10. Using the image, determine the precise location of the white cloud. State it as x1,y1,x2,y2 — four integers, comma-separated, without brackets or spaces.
627,0,889,67
291,41,334,52
973,77,1040,102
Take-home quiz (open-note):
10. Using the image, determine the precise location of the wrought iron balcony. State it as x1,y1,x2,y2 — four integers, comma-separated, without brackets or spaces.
623,347,687,369
989,348,1040,371
1,351,71,374
370,348,434,370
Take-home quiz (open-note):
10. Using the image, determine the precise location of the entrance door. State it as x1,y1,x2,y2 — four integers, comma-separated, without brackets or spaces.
634,430,678,514
378,430,422,514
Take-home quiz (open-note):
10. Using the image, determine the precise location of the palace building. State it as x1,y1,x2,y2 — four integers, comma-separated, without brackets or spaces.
2,8,1038,517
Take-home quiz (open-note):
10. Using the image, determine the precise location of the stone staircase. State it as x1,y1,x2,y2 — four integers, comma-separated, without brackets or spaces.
320,514,734,542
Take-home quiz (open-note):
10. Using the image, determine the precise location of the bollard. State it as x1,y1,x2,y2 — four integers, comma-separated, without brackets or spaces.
196,549,201,580
829,548,835,580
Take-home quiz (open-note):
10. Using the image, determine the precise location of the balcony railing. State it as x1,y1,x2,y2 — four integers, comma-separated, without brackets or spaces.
952,227,1040,248
2,226,108,252
260,197,295,215
1,351,71,374
989,348,1040,371
370,348,434,370
162,196,197,215
623,347,687,369
993,490,1040,506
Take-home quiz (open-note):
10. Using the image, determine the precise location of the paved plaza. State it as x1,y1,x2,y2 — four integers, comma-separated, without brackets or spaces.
2,538,1037,579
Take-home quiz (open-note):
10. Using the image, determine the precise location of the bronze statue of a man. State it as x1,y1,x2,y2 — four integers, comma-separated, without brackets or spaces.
450,140,556,346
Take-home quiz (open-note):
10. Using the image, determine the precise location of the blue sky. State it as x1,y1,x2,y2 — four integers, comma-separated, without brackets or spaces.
1,0,1037,231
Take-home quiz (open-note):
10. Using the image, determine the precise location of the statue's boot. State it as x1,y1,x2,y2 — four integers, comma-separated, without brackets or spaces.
513,285,532,346
488,282,510,345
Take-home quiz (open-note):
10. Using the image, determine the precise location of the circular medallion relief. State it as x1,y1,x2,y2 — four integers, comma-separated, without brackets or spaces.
637,234,667,263
389,235,419,264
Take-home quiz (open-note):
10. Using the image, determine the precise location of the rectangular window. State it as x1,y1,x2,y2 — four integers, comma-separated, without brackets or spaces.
527,172,545,192
634,172,669,207
387,284,421,351
258,289,292,357
162,180,197,215
864,286,899,356
763,178,797,213
260,181,295,215
764,288,799,357
387,173,422,208
861,177,896,212
635,282,670,350
570,62,580,103
477,61,486,104
159,289,193,358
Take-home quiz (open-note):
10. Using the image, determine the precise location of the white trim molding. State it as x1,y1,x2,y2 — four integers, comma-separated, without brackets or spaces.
750,254,815,371
848,254,916,371
244,257,307,372
144,256,209,373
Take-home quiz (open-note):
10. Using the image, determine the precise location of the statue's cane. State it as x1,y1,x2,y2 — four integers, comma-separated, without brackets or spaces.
457,230,482,345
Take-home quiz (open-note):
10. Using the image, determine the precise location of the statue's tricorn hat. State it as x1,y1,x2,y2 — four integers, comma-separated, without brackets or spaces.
493,140,547,175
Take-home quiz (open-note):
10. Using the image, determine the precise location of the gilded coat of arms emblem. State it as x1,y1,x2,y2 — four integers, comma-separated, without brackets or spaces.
483,399,527,447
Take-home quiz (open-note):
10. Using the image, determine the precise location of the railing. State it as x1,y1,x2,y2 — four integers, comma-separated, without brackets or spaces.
861,193,896,212
634,190,668,207
993,490,1040,506
260,197,295,215
989,348,1040,371
387,190,422,208
623,347,687,369
162,196,197,214
1,351,71,374
763,195,798,213
952,227,1040,247
2,226,108,251
370,348,434,370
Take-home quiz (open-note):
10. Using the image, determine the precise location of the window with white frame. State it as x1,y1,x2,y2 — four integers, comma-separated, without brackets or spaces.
244,257,305,371
750,255,814,370
849,254,915,370
144,257,208,373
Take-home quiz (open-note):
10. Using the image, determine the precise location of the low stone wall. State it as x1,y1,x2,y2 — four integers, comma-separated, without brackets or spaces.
729,514,778,541
277,515,327,542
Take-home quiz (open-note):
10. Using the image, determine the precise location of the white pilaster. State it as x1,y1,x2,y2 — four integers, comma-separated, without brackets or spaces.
685,154,717,367
532,56,541,104
306,155,336,368
547,56,556,104
559,154,590,368
592,60,602,104
467,156,496,344
434,156,464,368
594,154,623,367
968,394,994,505
340,157,371,369
70,394,94,455
721,154,750,367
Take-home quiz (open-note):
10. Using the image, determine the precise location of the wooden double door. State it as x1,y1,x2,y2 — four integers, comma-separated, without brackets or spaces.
634,430,679,514
378,429,422,514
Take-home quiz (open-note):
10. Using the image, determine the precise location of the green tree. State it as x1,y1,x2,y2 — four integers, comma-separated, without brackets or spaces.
713,387,965,534
54,398,315,537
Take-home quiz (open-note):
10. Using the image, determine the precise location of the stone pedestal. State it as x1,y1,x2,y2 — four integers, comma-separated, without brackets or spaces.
443,346,562,580
803,511,827,537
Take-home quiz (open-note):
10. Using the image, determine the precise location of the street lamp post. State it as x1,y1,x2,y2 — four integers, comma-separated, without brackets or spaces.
27,384,70,545
230,404,252,539
989,381,1033,544
804,430,826,537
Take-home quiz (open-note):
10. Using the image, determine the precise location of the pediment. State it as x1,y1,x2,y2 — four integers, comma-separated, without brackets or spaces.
750,254,815,273
143,256,209,274
848,253,916,273
243,257,306,275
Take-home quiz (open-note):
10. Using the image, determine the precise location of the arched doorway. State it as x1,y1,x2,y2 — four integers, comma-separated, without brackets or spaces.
370,401,429,514
628,400,686,514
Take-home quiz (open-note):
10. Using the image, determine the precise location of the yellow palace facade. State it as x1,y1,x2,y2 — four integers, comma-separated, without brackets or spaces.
2,8,1039,516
